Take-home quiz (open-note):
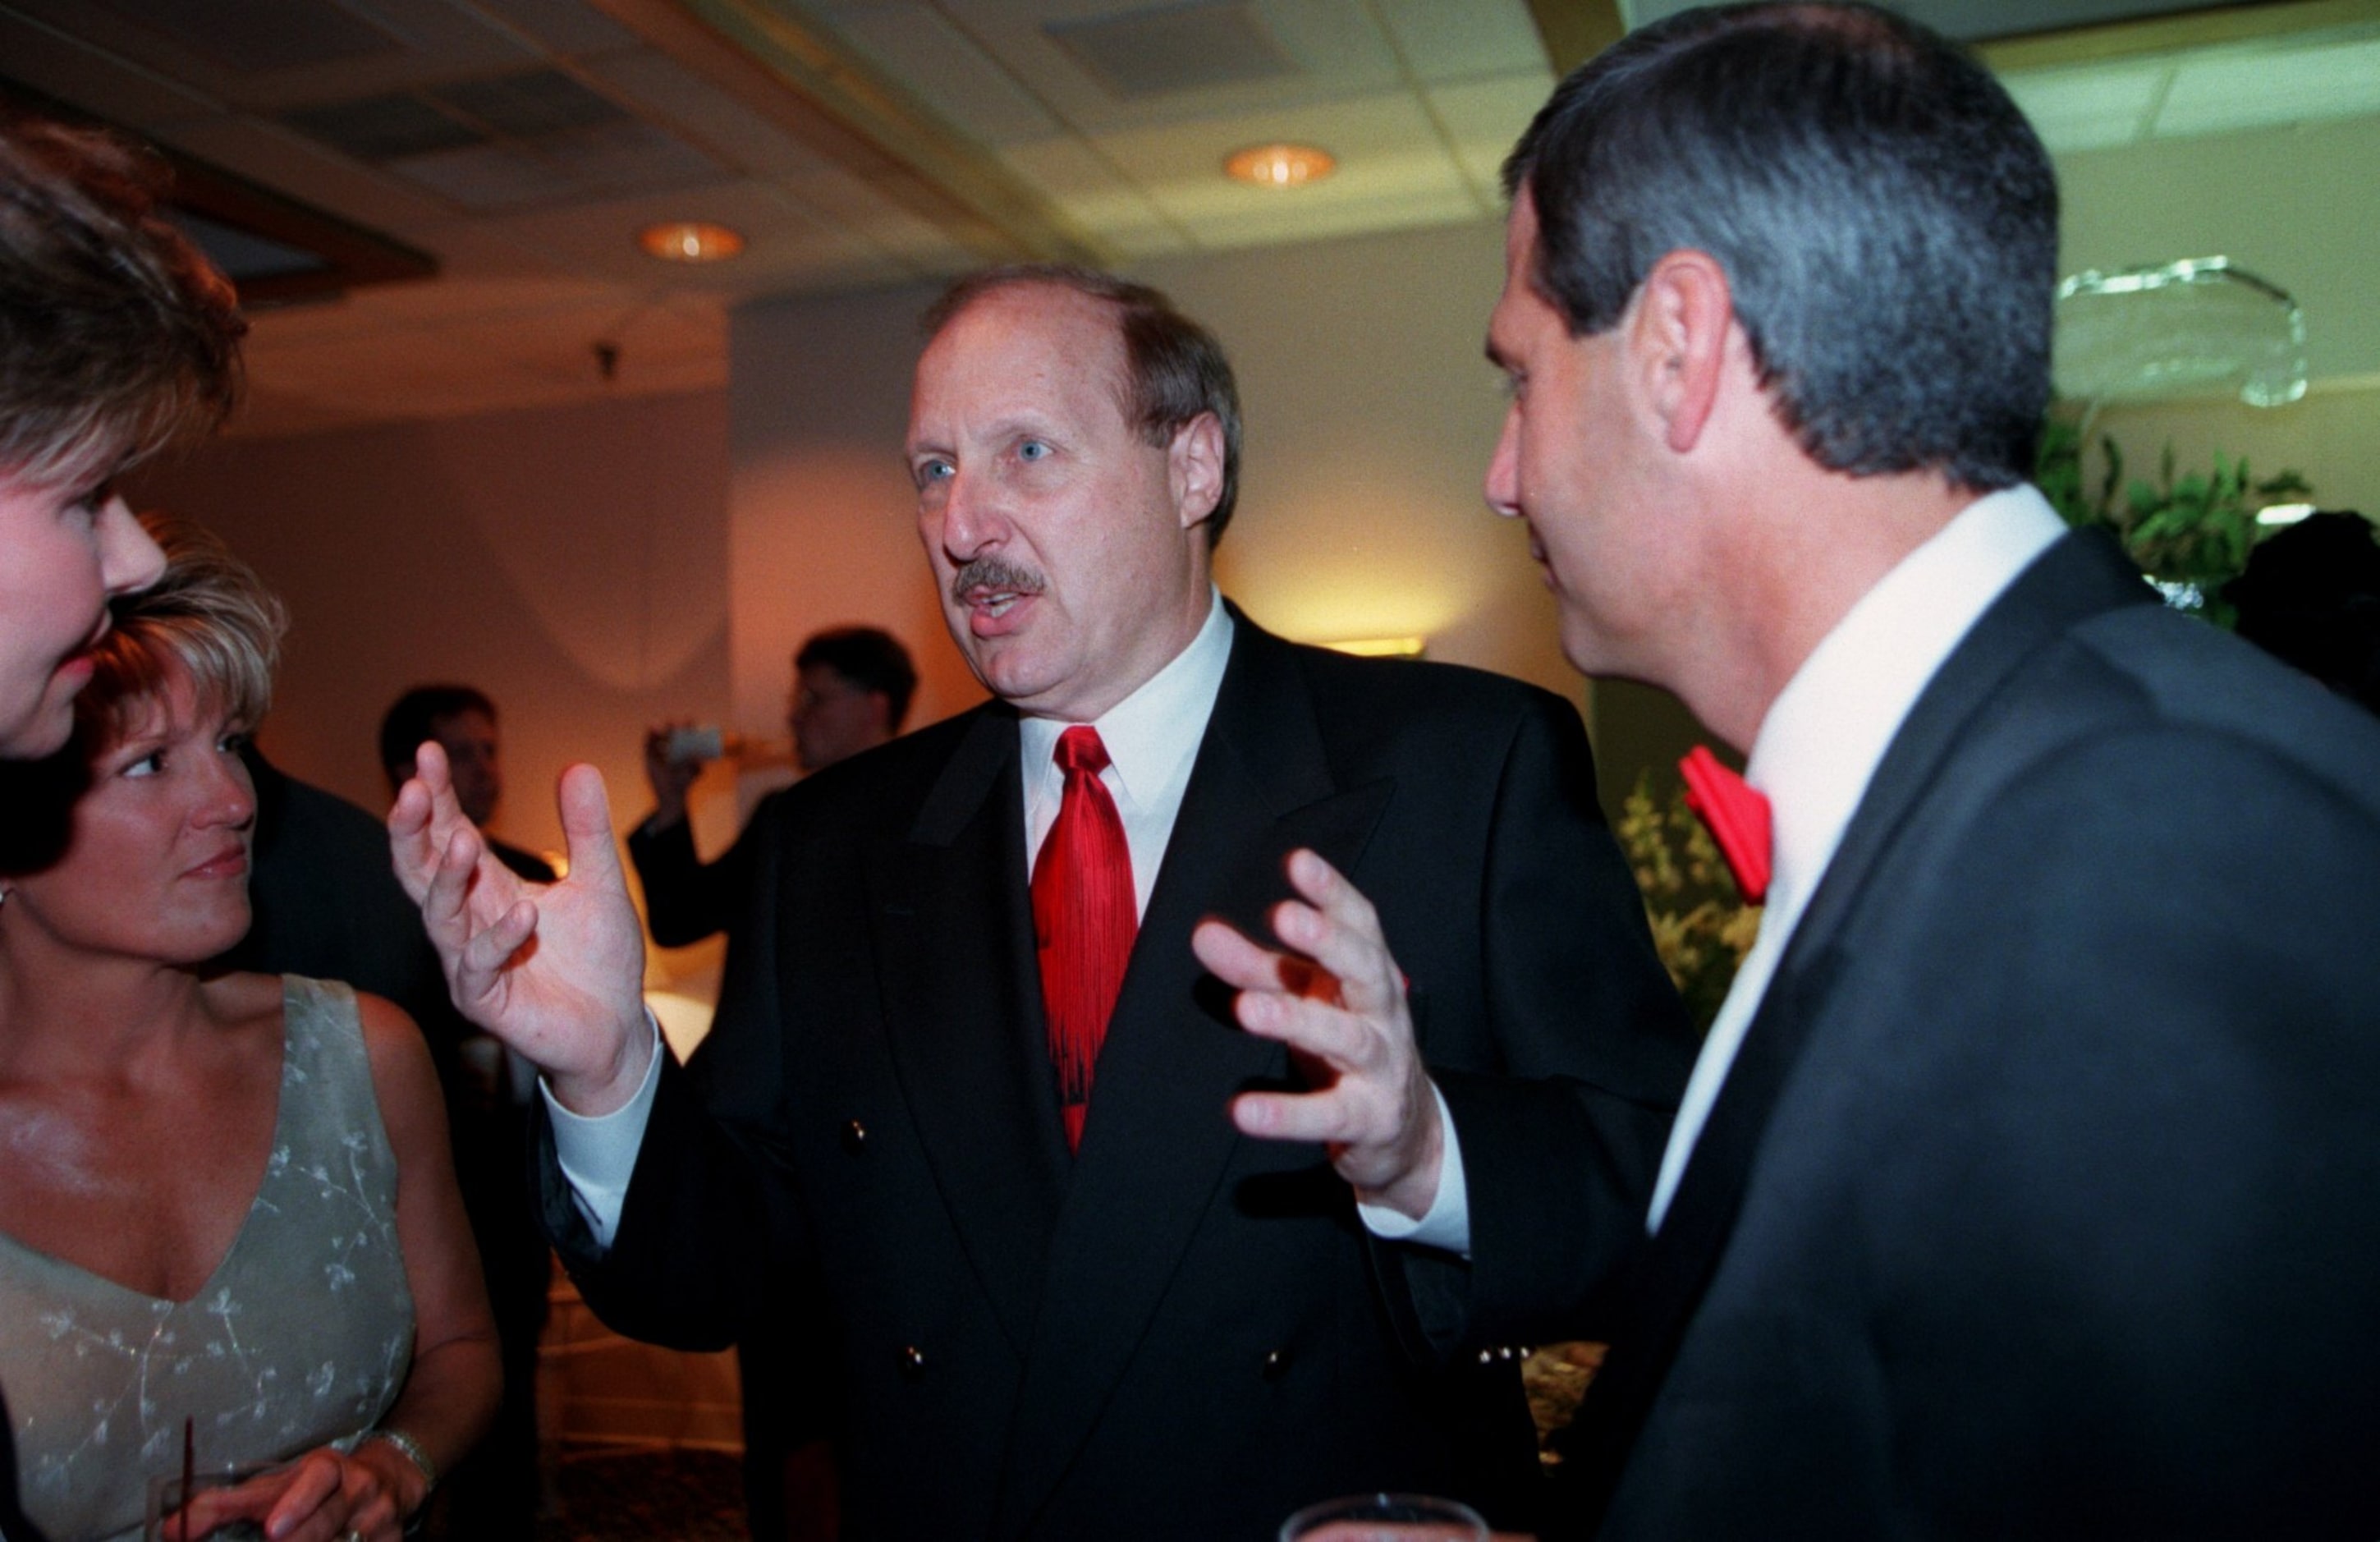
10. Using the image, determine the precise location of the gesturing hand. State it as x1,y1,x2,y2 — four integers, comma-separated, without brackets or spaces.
386,740,651,1115
1190,849,1445,1220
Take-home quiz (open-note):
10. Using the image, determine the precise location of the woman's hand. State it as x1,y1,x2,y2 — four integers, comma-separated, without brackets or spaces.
167,1439,424,1542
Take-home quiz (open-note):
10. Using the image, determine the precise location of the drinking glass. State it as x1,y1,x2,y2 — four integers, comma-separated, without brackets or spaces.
143,1461,279,1541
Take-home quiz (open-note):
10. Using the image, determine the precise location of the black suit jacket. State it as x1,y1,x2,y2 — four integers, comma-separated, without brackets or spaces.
1453,532,2380,1537
627,791,782,948
548,613,1694,1540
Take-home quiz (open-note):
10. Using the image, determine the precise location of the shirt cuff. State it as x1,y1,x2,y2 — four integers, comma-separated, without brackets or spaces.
1355,1080,1471,1258
543,1012,663,1250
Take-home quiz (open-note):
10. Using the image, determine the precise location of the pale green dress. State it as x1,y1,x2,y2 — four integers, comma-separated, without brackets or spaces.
0,977,415,1542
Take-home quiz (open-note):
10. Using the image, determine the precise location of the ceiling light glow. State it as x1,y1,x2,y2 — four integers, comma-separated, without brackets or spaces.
639,221,745,264
1225,143,1335,189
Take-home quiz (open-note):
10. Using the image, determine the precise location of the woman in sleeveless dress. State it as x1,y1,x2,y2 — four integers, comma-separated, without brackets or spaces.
0,517,499,1541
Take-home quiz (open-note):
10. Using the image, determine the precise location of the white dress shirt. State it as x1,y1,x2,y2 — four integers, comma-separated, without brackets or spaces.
1376,485,2069,1255
550,592,1236,1246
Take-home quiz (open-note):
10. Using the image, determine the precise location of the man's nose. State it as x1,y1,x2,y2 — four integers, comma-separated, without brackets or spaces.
1483,407,1524,521
938,468,1007,559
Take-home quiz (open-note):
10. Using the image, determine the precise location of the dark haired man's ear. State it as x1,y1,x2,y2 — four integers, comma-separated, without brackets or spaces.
1631,249,1736,455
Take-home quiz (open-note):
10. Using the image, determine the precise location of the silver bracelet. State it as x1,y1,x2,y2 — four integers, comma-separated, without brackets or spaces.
366,1426,438,1498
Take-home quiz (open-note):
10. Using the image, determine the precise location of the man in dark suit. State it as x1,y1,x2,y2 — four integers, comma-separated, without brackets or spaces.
1197,5,2380,1536
631,625,917,950
629,626,916,1542
389,266,1693,1536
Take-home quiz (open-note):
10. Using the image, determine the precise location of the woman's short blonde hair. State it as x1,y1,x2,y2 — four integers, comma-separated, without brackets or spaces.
80,512,287,741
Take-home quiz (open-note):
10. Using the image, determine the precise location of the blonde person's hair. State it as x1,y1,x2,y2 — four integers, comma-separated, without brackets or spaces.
80,512,286,741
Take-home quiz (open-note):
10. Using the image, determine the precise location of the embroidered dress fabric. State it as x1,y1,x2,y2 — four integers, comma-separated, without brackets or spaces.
0,977,415,1542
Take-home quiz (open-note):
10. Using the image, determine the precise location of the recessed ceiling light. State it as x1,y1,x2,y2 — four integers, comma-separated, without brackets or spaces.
1224,143,1335,189
638,221,745,264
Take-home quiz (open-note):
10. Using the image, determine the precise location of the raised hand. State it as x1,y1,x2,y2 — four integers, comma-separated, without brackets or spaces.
387,740,651,1115
1190,848,1446,1220
642,719,703,831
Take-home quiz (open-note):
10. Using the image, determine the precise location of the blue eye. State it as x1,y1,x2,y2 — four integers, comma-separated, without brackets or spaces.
1017,439,1050,461
915,459,953,488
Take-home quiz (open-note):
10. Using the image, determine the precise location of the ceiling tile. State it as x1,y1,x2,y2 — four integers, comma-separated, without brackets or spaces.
138,111,463,229
576,48,840,177
997,135,1174,233
1179,182,1479,249
0,10,228,126
464,0,645,55
774,166,981,271
7,0,543,112
1425,71,1553,201
821,2,1066,146
1096,89,1457,197
2155,36,2380,138
1373,0,1548,83
898,0,1401,135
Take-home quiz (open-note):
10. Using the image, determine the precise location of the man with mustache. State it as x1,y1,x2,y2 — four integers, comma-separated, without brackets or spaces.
1198,4,2380,1535
392,266,1693,1535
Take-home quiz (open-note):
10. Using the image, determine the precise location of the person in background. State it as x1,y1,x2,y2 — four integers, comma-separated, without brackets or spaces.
1197,4,2380,1535
379,686,554,884
632,625,918,949
0,516,498,1542
389,265,1694,1536
377,684,555,1539
631,624,915,1542
2223,508,2380,717
1,112,239,761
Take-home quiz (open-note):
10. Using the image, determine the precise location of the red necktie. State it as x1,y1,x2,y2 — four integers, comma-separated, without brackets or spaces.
1679,745,1772,905
1032,727,1137,1152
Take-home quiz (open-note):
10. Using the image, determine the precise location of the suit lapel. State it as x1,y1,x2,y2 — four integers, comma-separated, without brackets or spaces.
869,705,1071,1356
1561,532,2158,1522
993,618,1395,1535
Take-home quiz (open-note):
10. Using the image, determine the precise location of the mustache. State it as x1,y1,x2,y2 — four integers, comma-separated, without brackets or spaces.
949,557,1047,603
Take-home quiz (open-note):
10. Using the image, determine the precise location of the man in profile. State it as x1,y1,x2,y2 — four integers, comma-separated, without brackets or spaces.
392,266,1693,1535
631,625,917,948
1197,4,2380,1535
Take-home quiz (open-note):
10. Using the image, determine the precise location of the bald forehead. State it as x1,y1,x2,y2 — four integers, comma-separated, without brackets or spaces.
915,282,1132,414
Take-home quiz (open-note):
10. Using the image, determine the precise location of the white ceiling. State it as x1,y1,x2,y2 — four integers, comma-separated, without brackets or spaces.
3,0,2375,439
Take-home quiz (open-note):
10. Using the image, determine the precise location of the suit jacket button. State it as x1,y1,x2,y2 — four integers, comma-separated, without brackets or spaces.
1260,1348,1291,1381
841,1119,867,1154
901,1344,926,1379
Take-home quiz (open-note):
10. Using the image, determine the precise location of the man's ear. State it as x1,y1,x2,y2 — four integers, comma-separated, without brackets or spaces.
1630,250,1736,455
1168,412,1226,530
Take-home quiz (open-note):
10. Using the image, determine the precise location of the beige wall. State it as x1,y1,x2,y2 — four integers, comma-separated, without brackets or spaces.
127,389,733,869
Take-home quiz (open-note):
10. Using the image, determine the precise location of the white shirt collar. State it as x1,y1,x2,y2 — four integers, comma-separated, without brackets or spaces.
1745,484,2067,925
1020,590,1234,916
1647,484,2066,1232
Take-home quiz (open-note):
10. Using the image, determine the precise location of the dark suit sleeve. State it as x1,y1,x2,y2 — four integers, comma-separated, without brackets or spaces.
1809,726,2380,1528
628,801,766,948
1381,691,1696,1357
544,808,807,1352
